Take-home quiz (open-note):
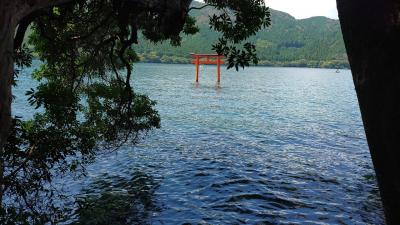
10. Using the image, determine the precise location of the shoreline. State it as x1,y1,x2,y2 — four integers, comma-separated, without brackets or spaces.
136,61,350,70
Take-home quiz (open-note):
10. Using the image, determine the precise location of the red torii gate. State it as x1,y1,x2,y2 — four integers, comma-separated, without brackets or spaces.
191,53,224,83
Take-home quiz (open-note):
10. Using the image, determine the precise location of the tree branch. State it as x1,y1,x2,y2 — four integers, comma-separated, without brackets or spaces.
16,0,76,23
188,4,215,12
14,10,48,50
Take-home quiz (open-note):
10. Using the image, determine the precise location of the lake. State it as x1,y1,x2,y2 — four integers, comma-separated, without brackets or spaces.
14,62,384,224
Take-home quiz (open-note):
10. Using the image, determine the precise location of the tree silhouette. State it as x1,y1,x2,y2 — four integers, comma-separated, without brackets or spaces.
0,0,270,223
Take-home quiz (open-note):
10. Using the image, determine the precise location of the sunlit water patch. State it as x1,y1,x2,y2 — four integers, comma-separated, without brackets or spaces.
14,62,384,224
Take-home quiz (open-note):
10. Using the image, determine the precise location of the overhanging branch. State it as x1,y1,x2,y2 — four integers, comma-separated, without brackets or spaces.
188,4,215,12
14,10,48,50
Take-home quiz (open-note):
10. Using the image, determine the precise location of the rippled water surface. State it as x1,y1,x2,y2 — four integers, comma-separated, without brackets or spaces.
15,62,384,224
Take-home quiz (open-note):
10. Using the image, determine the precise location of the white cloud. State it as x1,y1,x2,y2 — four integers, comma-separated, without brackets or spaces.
196,0,338,19
266,0,338,19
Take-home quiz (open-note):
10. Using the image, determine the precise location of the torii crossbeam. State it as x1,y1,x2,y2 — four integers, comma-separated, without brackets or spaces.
191,53,224,83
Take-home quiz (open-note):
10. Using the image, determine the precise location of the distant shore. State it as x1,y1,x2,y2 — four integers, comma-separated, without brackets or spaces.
138,58,350,69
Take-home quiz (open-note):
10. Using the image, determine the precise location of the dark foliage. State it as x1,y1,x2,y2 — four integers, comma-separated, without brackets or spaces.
1,0,270,223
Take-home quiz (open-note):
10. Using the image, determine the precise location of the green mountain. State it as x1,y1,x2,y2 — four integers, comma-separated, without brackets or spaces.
135,2,348,68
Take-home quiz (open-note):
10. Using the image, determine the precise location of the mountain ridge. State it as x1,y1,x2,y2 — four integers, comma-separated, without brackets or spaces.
135,2,349,69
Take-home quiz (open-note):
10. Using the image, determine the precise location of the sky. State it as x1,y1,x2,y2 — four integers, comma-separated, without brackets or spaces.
198,0,339,20
266,0,338,19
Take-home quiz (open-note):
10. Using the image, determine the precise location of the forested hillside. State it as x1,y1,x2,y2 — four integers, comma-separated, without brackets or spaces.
135,1,348,68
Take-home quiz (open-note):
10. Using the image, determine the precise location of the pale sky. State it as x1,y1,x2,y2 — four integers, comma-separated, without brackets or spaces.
198,0,339,20
267,0,338,19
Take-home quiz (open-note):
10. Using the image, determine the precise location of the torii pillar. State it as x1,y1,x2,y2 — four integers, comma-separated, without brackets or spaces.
191,54,224,83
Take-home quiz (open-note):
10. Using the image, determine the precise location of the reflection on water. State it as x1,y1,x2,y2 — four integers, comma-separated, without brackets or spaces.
14,63,384,224
71,171,158,225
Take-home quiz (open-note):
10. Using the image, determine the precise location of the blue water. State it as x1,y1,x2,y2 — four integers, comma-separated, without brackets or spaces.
14,62,384,224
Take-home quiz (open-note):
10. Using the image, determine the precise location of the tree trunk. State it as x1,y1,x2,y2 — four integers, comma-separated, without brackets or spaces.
0,1,18,206
336,0,400,224
0,1,16,150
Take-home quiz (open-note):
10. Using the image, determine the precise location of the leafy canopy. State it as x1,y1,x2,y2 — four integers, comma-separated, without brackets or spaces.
1,0,270,223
